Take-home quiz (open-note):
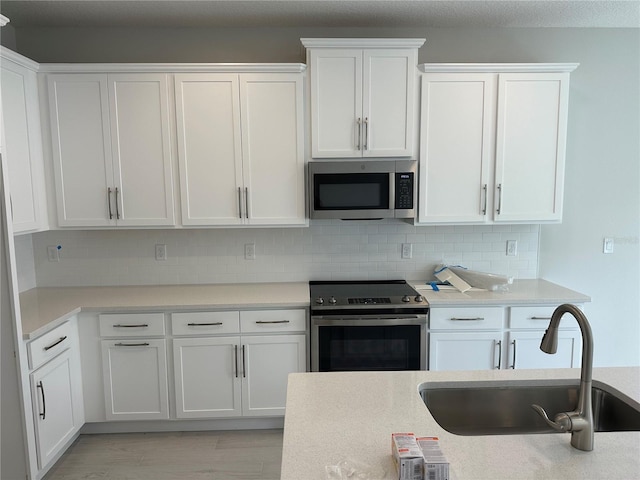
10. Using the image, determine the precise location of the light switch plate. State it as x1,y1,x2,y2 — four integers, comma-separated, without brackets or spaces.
603,237,614,254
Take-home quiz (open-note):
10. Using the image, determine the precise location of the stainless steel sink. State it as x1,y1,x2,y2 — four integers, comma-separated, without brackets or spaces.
419,379,640,436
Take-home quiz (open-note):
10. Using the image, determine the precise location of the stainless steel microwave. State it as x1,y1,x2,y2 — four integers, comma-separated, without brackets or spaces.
308,160,416,220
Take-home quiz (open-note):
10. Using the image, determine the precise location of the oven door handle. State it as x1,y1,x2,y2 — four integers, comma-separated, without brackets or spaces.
311,316,426,326
312,315,423,321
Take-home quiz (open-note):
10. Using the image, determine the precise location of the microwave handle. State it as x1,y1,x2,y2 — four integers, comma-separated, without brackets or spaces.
389,172,396,211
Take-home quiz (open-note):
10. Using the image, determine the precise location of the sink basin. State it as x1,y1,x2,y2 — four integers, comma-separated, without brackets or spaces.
419,379,640,436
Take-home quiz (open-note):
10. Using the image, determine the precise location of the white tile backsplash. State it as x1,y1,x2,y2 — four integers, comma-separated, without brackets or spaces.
29,222,540,287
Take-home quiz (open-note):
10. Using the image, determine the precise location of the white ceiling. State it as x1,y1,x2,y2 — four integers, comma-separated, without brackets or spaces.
1,0,639,29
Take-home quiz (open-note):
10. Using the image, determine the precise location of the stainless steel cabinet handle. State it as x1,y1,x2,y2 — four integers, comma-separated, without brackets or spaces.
10,196,14,220
114,342,150,347
450,317,485,321
495,340,502,369
364,117,369,150
510,340,516,369
115,187,121,219
482,184,488,215
107,187,113,219
187,322,223,326
234,345,239,378
237,187,243,219
43,336,67,351
255,320,290,324
531,316,552,320
113,324,149,328
356,118,362,150
241,345,246,378
496,183,503,214
244,187,249,219
37,381,46,420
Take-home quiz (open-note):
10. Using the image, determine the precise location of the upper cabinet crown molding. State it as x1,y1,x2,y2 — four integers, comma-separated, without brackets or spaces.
0,14,9,27
301,38,426,49
39,63,307,74
0,47,40,71
419,63,579,73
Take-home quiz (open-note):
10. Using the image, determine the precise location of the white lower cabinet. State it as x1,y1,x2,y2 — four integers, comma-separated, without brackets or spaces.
173,336,242,418
428,305,583,371
101,338,169,420
28,318,84,470
173,309,306,419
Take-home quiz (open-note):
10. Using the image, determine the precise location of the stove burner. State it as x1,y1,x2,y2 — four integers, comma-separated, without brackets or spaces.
348,298,391,305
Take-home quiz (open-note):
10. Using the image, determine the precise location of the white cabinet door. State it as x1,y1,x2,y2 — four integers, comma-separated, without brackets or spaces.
101,339,169,420
241,334,306,416
494,72,569,222
175,74,243,225
240,74,305,225
108,74,175,226
48,74,114,227
309,48,417,158
48,73,175,227
309,49,363,158
363,49,415,157
429,331,503,371
419,73,495,223
173,336,242,419
1,58,45,233
507,330,581,369
175,72,305,226
30,351,79,469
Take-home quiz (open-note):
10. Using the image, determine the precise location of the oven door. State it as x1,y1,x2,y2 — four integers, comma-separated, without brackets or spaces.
311,316,426,372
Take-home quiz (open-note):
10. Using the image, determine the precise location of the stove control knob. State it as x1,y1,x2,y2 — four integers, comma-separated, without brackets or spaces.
328,296,337,305
415,295,424,303
315,297,325,305
402,295,411,303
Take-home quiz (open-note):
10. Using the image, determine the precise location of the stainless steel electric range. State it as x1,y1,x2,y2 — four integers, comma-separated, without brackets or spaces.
309,280,429,372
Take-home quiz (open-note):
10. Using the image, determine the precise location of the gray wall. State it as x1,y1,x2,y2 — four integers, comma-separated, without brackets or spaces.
8,26,640,367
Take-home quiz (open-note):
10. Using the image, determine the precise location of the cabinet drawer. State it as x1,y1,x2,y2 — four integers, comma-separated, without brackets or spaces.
99,313,165,337
172,311,240,336
430,307,504,330
509,305,582,329
240,309,306,333
28,321,74,370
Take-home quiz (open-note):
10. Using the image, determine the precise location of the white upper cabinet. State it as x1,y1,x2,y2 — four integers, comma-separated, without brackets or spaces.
494,72,570,222
175,69,305,226
47,73,175,227
303,38,424,158
418,64,577,224
0,48,47,233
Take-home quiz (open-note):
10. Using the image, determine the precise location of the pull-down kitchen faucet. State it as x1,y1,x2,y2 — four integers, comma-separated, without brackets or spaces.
531,304,594,451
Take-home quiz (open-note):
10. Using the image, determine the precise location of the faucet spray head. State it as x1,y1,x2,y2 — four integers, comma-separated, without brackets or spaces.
540,326,559,354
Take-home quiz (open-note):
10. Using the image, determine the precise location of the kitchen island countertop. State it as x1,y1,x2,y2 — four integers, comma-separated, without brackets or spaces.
19,282,309,339
282,367,639,480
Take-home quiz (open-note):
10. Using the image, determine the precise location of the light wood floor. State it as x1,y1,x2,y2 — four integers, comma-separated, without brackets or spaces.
43,429,283,480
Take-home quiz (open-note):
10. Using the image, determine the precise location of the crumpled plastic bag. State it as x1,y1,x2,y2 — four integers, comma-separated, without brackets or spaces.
325,458,387,479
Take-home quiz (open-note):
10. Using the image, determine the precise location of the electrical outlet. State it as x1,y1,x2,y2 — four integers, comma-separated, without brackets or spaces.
155,244,167,261
603,237,614,254
401,243,412,259
47,245,60,262
506,240,518,256
245,243,256,260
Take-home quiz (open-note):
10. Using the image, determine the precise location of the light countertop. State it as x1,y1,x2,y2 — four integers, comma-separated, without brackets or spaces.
281,367,639,480
413,279,591,307
19,282,309,339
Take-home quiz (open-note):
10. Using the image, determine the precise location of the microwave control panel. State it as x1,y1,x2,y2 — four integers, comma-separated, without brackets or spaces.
395,173,414,209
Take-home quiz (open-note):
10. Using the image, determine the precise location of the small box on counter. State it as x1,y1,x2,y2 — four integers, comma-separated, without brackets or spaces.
416,436,449,480
391,433,423,480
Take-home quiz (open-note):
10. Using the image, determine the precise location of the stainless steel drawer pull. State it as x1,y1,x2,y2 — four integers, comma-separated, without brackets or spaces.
37,381,46,420
234,345,239,378
363,117,369,150
115,342,150,347
187,322,223,326
241,345,246,378
114,187,121,219
482,184,488,215
43,336,68,351
238,187,243,219
255,320,290,324
244,187,249,219
113,324,149,328
510,340,517,369
495,340,502,369
356,117,362,150
496,183,503,214
531,316,552,320
450,317,484,321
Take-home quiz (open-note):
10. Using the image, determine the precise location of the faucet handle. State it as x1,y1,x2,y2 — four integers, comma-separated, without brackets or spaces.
531,404,572,432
